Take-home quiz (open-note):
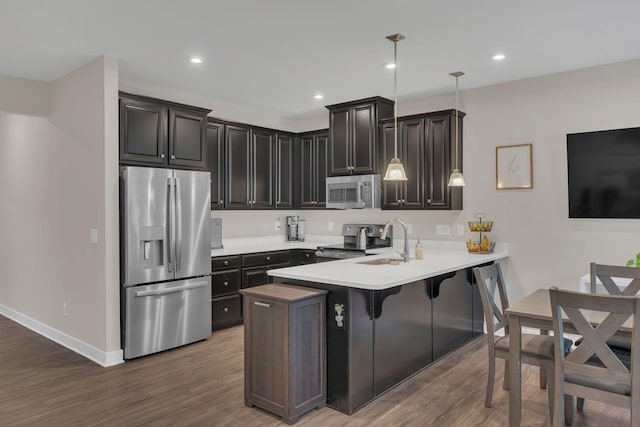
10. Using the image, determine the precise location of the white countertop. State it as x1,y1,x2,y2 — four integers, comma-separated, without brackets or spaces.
267,241,509,290
210,234,342,257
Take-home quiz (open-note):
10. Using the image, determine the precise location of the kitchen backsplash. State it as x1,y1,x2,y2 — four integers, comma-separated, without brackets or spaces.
211,209,476,241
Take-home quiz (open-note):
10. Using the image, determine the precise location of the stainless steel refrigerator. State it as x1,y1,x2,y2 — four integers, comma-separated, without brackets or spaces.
120,166,212,359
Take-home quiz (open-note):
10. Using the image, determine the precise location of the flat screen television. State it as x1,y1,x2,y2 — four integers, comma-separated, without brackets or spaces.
567,126,640,219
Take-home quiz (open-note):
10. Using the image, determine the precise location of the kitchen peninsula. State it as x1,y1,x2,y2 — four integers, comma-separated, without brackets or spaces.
268,242,508,414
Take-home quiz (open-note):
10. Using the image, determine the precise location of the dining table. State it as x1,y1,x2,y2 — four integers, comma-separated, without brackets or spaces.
505,288,634,426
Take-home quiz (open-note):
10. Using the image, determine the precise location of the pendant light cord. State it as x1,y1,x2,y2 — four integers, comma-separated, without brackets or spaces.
393,40,398,159
455,75,458,168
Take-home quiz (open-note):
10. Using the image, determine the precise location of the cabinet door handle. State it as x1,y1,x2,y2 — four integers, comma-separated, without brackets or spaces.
160,153,165,159
171,155,176,160
223,260,229,266
254,301,271,308
223,307,229,312
219,200,224,204
223,281,229,286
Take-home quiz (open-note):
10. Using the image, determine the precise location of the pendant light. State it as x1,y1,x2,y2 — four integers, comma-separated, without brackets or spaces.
448,71,466,187
383,33,408,181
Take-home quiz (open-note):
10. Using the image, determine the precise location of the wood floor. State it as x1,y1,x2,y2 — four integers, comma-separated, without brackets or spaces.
0,315,631,426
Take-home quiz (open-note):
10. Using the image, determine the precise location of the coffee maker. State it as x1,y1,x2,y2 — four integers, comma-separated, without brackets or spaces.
286,216,305,242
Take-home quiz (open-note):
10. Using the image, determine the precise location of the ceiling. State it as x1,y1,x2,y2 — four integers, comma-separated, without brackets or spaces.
2,0,640,120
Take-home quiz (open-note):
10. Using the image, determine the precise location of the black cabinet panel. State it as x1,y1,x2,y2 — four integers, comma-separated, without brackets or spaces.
299,130,328,208
352,104,376,174
168,108,207,168
276,134,294,209
206,120,225,209
329,109,350,175
226,125,251,209
381,110,463,211
251,129,275,209
425,116,449,209
211,294,242,330
373,281,432,395
119,92,209,169
431,268,473,360
327,97,393,176
119,97,165,164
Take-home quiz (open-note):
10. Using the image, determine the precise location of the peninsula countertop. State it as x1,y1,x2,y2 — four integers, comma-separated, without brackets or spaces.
268,241,509,290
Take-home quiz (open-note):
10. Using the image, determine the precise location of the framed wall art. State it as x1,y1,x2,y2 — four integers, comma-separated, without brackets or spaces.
496,143,533,190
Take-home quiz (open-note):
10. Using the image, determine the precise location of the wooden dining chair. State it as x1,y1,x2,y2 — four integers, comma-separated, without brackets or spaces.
576,263,640,410
473,264,573,421
549,287,640,427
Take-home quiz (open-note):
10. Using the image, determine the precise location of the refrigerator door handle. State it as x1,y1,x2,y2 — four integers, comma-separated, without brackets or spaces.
134,280,209,297
175,176,182,272
167,177,175,274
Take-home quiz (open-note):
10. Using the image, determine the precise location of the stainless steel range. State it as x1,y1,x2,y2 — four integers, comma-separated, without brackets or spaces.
315,224,392,262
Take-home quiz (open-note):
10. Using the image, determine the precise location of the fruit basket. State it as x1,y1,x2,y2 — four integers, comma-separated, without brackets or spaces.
467,239,496,253
468,221,493,232
467,213,494,254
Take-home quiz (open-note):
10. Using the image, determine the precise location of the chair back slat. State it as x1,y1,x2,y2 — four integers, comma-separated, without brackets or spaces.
591,262,640,296
473,264,509,336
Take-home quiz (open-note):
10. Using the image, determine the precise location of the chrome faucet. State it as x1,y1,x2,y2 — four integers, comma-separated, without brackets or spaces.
381,218,409,262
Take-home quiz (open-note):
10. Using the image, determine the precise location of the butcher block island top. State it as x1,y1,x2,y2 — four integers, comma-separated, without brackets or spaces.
268,241,509,290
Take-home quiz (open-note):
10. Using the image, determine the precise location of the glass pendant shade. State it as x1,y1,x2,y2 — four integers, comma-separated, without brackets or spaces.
447,168,466,186
383,157,408,181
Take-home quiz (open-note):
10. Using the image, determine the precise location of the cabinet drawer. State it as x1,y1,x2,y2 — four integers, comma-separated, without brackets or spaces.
212,294,242,330
243,251,290,268
211,255,241,271
212,270,241,297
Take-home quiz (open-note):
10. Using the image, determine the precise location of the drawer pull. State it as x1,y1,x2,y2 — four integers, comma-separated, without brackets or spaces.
223,260,229,266
254,301,271,308
223,307,229,312
266,256,271,261
305,253,310,258
223,281,229,286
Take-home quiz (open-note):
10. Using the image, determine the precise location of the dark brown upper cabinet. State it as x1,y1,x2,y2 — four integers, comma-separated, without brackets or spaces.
119,92,210,169
206,119,225,209
225,125,275,209
299,130,328,208
326,97,394,176
275,133,295,209
381,110,463,211
382,119,425,209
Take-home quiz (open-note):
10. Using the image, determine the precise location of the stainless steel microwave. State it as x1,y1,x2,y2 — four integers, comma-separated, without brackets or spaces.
326,174,381,209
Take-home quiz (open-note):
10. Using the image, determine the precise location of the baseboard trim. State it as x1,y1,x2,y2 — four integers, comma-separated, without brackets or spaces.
0,304,124,367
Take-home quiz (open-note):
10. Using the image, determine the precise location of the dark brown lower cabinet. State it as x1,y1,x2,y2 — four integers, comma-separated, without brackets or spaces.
240,284,327,424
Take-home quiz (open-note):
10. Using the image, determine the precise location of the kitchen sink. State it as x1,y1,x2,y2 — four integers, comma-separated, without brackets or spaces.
357,258,403,265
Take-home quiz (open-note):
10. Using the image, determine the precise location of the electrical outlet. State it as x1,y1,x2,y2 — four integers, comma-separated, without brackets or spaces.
436,225,451,236
275,218,281,230
328,221,334,231
89,228,99,244
457,224,465,236
62,302,68,317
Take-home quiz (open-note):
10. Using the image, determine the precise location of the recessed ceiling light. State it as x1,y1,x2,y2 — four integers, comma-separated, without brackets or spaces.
314,94,324,100
190,57,203,64
492,54,506,61
386,63,396,69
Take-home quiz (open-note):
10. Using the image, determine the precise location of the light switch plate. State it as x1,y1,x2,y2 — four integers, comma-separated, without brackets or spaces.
328,221,334,231
436,225,450,236
457,224,465,236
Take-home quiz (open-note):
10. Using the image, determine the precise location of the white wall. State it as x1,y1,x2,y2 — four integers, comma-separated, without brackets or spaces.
217,59,640,303
0,57,120,365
